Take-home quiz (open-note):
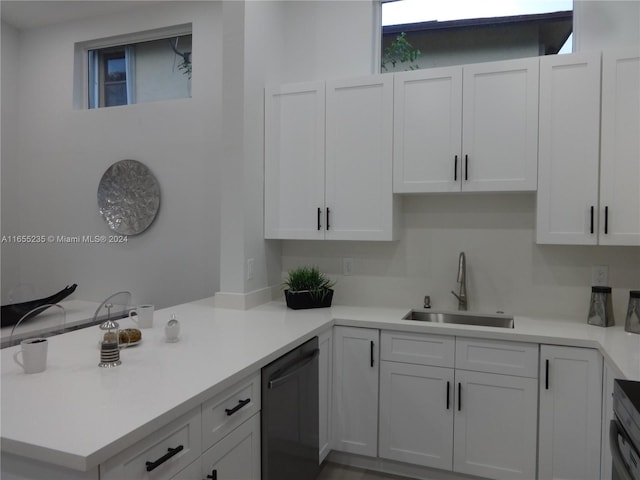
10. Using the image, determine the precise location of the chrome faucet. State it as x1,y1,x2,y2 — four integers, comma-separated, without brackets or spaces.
451,252,468,311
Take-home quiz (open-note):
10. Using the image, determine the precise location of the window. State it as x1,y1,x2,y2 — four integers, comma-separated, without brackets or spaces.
381,0,573,71
78,26,192,109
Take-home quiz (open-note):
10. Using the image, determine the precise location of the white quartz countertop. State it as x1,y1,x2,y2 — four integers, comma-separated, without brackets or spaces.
1,298,638,472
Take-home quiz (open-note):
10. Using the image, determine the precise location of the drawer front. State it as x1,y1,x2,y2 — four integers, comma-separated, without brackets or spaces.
202,372,261,451
381,330,455,367
101,407,202,480
455,338,538,377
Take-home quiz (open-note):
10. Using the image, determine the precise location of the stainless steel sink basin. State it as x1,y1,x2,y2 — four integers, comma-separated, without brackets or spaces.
402,310,514,329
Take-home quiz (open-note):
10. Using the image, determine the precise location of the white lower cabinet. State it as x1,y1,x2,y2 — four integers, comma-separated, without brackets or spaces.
101,372,261,480
378,331,538,480
101,407,203,480
332,326,379,457
379,361,454,470
538,345,603,480
453,369,538,479
200,413,261,480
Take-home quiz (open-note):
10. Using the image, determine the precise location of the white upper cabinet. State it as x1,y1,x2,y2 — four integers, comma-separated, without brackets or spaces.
325,75,396,240
264,82,325,240
265,76,396,241
537,48,640,246
537,51,602,244
462,57,539,192
393,66,463,193
600,48,640,246
393,57,539,193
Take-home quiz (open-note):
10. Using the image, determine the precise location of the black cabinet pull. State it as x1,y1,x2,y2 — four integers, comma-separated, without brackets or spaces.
590,206,594,234
454,155,458,181
604,206,609,234
317,207,321,231
464,155,468,181
457,382,462,411
545,359,550,390
370,341,374,367
446,381,450,410
326,208,330,230
225,398,251,416
207,470,218,480
145,445,184,472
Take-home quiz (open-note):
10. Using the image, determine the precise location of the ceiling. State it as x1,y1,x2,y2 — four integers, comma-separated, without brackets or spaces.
1,1,160,30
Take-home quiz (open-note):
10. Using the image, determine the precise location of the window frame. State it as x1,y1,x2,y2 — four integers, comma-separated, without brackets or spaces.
74,23,192,110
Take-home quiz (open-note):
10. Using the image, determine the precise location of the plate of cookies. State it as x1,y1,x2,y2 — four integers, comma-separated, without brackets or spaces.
120,328,142,347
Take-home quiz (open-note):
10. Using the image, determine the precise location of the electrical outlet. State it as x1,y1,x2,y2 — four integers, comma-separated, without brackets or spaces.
343,258,354,276
591,265,609,286
247,258,254,280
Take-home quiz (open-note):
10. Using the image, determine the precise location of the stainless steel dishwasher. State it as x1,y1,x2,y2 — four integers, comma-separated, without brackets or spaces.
261,336,320,480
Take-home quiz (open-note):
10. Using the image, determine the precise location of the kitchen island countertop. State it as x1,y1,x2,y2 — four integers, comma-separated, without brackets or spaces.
1,297,638,472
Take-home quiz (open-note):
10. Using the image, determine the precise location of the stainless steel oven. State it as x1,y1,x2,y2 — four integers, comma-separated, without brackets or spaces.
611,379,640,480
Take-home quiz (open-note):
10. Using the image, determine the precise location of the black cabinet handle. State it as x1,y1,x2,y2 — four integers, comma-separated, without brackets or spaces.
370,341,374,367
207,470,218,480
464,155,468,181
326,208,330,230
457,382,462,411
545,359,550,390
590,206,594,234
446,381,450,410
454,155,458,181
317,207,321,231
604,206,609,234
146,445,184,472
225,398,251,416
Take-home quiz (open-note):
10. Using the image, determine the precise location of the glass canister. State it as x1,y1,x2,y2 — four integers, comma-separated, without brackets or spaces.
587,286,615,327
624,290,640,334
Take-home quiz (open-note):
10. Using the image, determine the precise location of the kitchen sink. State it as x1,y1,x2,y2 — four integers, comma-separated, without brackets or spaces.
402,310,514,329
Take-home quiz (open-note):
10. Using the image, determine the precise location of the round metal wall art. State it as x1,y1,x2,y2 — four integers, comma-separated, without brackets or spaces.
97,159,161,236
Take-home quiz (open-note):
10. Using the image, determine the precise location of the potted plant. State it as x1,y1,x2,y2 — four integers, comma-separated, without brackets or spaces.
283,266,335,310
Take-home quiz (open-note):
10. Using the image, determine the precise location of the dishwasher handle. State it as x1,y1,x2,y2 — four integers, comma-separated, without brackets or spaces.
268,349,320,389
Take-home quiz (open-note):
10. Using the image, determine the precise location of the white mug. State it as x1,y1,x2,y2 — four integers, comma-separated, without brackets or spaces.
129,304,154,329
13,338,48,374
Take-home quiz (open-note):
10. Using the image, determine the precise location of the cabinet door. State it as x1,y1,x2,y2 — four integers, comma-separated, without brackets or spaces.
101,407,202,480
393,67,462,193
379,361,454,470
264,82,325,239
537,52,601,245
200,413,261,480
539,345,603,480
332,326,379,457
318,329,332,463
325,76,396,240
600,48,640,246
453,370,538,480
462,57,539,192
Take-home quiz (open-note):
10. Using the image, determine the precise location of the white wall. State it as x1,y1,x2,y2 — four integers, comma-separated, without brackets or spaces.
1,3,222,308
574,0,640,51
1,21,21,299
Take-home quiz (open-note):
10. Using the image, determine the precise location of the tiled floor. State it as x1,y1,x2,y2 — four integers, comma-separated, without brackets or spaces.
317,462,415,480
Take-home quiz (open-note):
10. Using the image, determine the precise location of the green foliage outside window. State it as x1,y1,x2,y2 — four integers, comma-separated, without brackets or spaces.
381,32,421,72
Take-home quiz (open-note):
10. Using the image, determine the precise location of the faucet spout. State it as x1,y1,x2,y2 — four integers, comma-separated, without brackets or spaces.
451,252,468,311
